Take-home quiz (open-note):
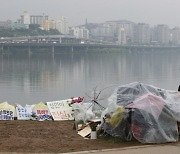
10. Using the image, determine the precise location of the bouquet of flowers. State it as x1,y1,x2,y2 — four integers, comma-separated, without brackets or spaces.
89,121,99,131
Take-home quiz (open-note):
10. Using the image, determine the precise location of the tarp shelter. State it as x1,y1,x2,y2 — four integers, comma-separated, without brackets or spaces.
102,82,180,143
126,94,178,143
116,82,166,106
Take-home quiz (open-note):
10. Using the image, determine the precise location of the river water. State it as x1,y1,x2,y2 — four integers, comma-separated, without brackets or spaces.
0,49,180,105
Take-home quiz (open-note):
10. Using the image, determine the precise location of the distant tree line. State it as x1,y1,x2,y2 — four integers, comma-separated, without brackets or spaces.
0,24,61,37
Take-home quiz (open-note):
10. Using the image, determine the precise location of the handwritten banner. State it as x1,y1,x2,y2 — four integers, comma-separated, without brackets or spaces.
47,99,74,121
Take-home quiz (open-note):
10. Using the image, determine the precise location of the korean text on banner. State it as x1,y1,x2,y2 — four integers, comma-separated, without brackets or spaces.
47,99,74,121
0,102,15,120
16,104,31,120
32,102,52,121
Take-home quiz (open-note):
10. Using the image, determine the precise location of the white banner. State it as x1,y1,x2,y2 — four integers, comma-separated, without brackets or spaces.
16,105,31,120
0,110,14,120
47,99,74,121
0,102,15,120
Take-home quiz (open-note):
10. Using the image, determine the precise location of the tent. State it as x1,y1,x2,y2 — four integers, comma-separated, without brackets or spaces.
116,82,166,106
102,82,180,143
126,94,178,143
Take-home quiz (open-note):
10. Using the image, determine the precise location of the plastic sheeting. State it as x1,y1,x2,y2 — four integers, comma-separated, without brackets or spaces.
102,82,180,143
72,101,104,124
72,102,95,124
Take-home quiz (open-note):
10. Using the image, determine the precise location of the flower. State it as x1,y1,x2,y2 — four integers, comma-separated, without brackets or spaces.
89,121,98,131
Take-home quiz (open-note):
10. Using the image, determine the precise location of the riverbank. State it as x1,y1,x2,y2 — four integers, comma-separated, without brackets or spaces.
0,120,142,153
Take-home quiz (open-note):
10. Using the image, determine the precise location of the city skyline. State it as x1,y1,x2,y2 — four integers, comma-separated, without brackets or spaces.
1,10,180,30
0,0,180,27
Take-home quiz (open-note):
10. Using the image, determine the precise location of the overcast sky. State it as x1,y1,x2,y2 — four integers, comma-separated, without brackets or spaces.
0,0,180,27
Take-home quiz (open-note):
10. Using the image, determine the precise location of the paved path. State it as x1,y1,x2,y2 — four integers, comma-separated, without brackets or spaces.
64,143,180,154
0,143,179,154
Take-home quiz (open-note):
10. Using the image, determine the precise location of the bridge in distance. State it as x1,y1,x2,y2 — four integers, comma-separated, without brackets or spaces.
0,35,180,53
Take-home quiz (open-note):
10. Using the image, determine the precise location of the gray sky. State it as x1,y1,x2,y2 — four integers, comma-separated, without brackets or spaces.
0,0,180,27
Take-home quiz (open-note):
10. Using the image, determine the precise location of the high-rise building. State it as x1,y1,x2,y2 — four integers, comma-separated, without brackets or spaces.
30,15,48,25
91,20,135,44
41,20,56,31
150,27,158,44
20,11,49,26
171,27,180,45
90,23,114,42
55,16,69,34
155,25,170,45
134,23,150,45
20,11,30,25
118,27,126,45
107,20,135,44
70,27,89,39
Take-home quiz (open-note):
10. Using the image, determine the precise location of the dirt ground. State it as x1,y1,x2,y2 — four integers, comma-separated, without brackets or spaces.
0,120,142,153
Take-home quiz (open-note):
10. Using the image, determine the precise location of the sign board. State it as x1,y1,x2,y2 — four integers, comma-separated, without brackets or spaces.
16,105,31,120
0,102,15,120
0,110,14,120
47,99,74,121
32,102,52,121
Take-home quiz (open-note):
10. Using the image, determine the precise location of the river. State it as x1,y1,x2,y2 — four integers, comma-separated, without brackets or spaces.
0,49,180,105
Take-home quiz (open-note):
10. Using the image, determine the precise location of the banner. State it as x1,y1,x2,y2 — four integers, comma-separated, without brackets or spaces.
47,99,74,121
32,102,52,121
0,110,14,120
0,102,15,120
16,104,32,120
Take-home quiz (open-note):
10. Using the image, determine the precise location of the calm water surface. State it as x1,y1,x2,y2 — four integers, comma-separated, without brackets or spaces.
0,49,180,105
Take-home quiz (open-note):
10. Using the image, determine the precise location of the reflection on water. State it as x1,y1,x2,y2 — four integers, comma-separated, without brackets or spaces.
0,49,180,105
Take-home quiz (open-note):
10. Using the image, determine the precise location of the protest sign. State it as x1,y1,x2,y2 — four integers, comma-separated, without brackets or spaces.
16,104,32,120
0,102,15,120
47,99,74,121
32,102,52,121
0,110,14,120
